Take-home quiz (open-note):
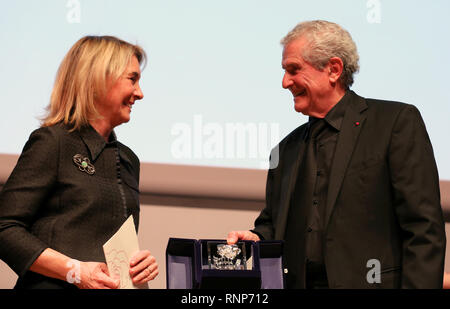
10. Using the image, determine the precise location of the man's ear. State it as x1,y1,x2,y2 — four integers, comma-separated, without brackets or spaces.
327,57,344,84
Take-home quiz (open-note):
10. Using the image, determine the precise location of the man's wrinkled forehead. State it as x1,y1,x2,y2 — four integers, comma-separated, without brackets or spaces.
281,38,308,68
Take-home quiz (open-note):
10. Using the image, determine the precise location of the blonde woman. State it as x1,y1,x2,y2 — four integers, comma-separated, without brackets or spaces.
0,36,158,289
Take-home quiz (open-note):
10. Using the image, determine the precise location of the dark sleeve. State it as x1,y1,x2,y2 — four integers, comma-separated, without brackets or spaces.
252,147,278,240
119,143,140,184
0,127,59,276
132,152,140,184
388,105,446,288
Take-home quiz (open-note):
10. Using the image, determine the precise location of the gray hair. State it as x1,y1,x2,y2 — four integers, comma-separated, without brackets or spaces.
281,20,359,89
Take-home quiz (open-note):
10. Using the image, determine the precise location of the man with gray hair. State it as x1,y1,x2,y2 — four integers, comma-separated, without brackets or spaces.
228,20,445,288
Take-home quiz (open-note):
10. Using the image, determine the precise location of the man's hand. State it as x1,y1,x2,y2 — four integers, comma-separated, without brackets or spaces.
227,231,260,244
129,250,159,285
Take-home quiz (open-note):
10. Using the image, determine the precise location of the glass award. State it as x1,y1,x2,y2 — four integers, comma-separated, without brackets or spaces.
207,241,249,270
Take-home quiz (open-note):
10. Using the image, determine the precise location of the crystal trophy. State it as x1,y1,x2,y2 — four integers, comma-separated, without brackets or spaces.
207,241,248,270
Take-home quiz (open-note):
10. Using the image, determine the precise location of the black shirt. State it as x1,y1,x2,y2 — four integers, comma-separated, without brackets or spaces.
285,91,350,287
305,91,350,264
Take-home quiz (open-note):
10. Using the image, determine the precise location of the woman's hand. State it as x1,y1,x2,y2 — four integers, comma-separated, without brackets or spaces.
75,261,120,289
29,248,119,289
129,250,159,285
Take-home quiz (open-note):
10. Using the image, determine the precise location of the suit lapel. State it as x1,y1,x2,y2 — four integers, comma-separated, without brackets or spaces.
324,93,367,230
274,127,308,240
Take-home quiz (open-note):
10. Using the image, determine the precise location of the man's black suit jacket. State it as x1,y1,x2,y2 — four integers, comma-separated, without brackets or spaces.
253,91,446,288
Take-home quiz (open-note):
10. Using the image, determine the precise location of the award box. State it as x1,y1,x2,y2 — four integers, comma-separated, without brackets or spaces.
166,238,284,289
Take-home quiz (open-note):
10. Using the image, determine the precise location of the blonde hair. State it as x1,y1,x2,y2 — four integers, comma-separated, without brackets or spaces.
41,35,146,131
281,20,359,89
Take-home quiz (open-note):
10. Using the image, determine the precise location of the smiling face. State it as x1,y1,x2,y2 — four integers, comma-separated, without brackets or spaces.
281,37,337,117
95,55,144,129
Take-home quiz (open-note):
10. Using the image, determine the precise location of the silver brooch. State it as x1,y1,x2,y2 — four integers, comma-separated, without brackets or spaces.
73,154,95,175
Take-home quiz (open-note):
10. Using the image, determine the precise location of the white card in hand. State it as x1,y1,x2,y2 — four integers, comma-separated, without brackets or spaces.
103,215,149,289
